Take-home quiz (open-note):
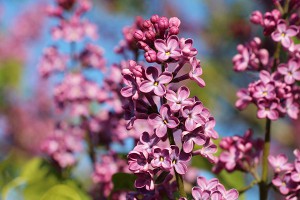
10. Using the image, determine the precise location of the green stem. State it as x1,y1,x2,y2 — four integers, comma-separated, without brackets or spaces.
161,62,186,198
259,118,271,200
167,128,187,198
239,179,260,194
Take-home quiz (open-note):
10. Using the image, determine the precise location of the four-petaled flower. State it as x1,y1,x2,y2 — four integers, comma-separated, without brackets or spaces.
154,35,182,62
271,19,299,48
139,66,173,96
148,104,179,137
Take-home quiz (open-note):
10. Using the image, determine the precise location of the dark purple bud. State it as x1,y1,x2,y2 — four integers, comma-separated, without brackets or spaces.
144,50,157,63
169,26,179,35
134,30,144,41
150,15,160,23
145,30,156,40
158,17,169,30
143,20,152,29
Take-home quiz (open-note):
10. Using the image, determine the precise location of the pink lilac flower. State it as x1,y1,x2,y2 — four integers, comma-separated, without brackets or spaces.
188,57,205,87
121,74,139,99
181,102,205,131
128,150,149,172
165,86,192,111
182,127,206,153
154,35,181,62
148,104,179,138
139,66,173,96
268,154,294,173
257,99,279,120
179,38,197,58
151,147,172,170
170,145,191,175
291,161,300,182
271,20,299,48
278,60,300,84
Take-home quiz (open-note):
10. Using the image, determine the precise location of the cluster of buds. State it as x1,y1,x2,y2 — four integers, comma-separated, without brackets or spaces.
233,1,300,121
213,129,263,173
121,15,238,199
268,149,300,199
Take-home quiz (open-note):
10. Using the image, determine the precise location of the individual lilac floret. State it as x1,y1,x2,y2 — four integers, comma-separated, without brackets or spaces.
165,86,192,111
257,99,279,120
179,38,197,58
150,147,172,170
148,104,179,138
170,145,191,175
121,74,139,99
128,150,149,173
271,19,299,48
135,172,155,191
139,66,173,96
278,60,300,84
181,102,205,131
268,154,294,173
134,131,160,154
182,127,206,153
189,57,205,87
154,35,181,62
291,161,300,182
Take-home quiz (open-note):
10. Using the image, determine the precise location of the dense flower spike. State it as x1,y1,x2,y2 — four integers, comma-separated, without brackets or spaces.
121,15,228,198
233,1,300,199
213,129,263,173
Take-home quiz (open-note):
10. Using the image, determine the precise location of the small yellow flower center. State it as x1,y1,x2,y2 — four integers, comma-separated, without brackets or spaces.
281,32,286,37
154,81,159,86
172,159,177,164
262,90,268,96
165,51,171,56
163,119,168,124
160,156,164,161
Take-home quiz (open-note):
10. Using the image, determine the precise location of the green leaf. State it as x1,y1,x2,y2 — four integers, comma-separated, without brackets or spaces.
112,173,136,192
40,185,82,200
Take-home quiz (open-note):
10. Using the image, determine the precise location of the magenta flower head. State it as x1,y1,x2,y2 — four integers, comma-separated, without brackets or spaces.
154,35,182,62
139,66,173,96
278,60,300,84
182,127,206,153
189,57,205,87
181,102,205,131
128,150,149,173
268,154,294,173
165,86,192,111
179,38,197,58
148,104,179,138
257,99,279,120
121,74,139,99
271,19,299,48
170,145,191,175
151,146,172,170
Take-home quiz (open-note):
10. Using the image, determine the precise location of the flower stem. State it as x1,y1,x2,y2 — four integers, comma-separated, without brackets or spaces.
162,62,186,198
259,118,271,200
167,128,187,198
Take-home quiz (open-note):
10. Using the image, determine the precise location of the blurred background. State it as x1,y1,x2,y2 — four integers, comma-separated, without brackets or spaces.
0,0,298,199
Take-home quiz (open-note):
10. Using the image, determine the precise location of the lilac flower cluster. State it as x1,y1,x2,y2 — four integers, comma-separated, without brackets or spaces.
269,149,300,199
120,15,234,198
233,2,300,121
41,122,83,168
213,129,263,173
39,1,149,198
180,176,238,200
